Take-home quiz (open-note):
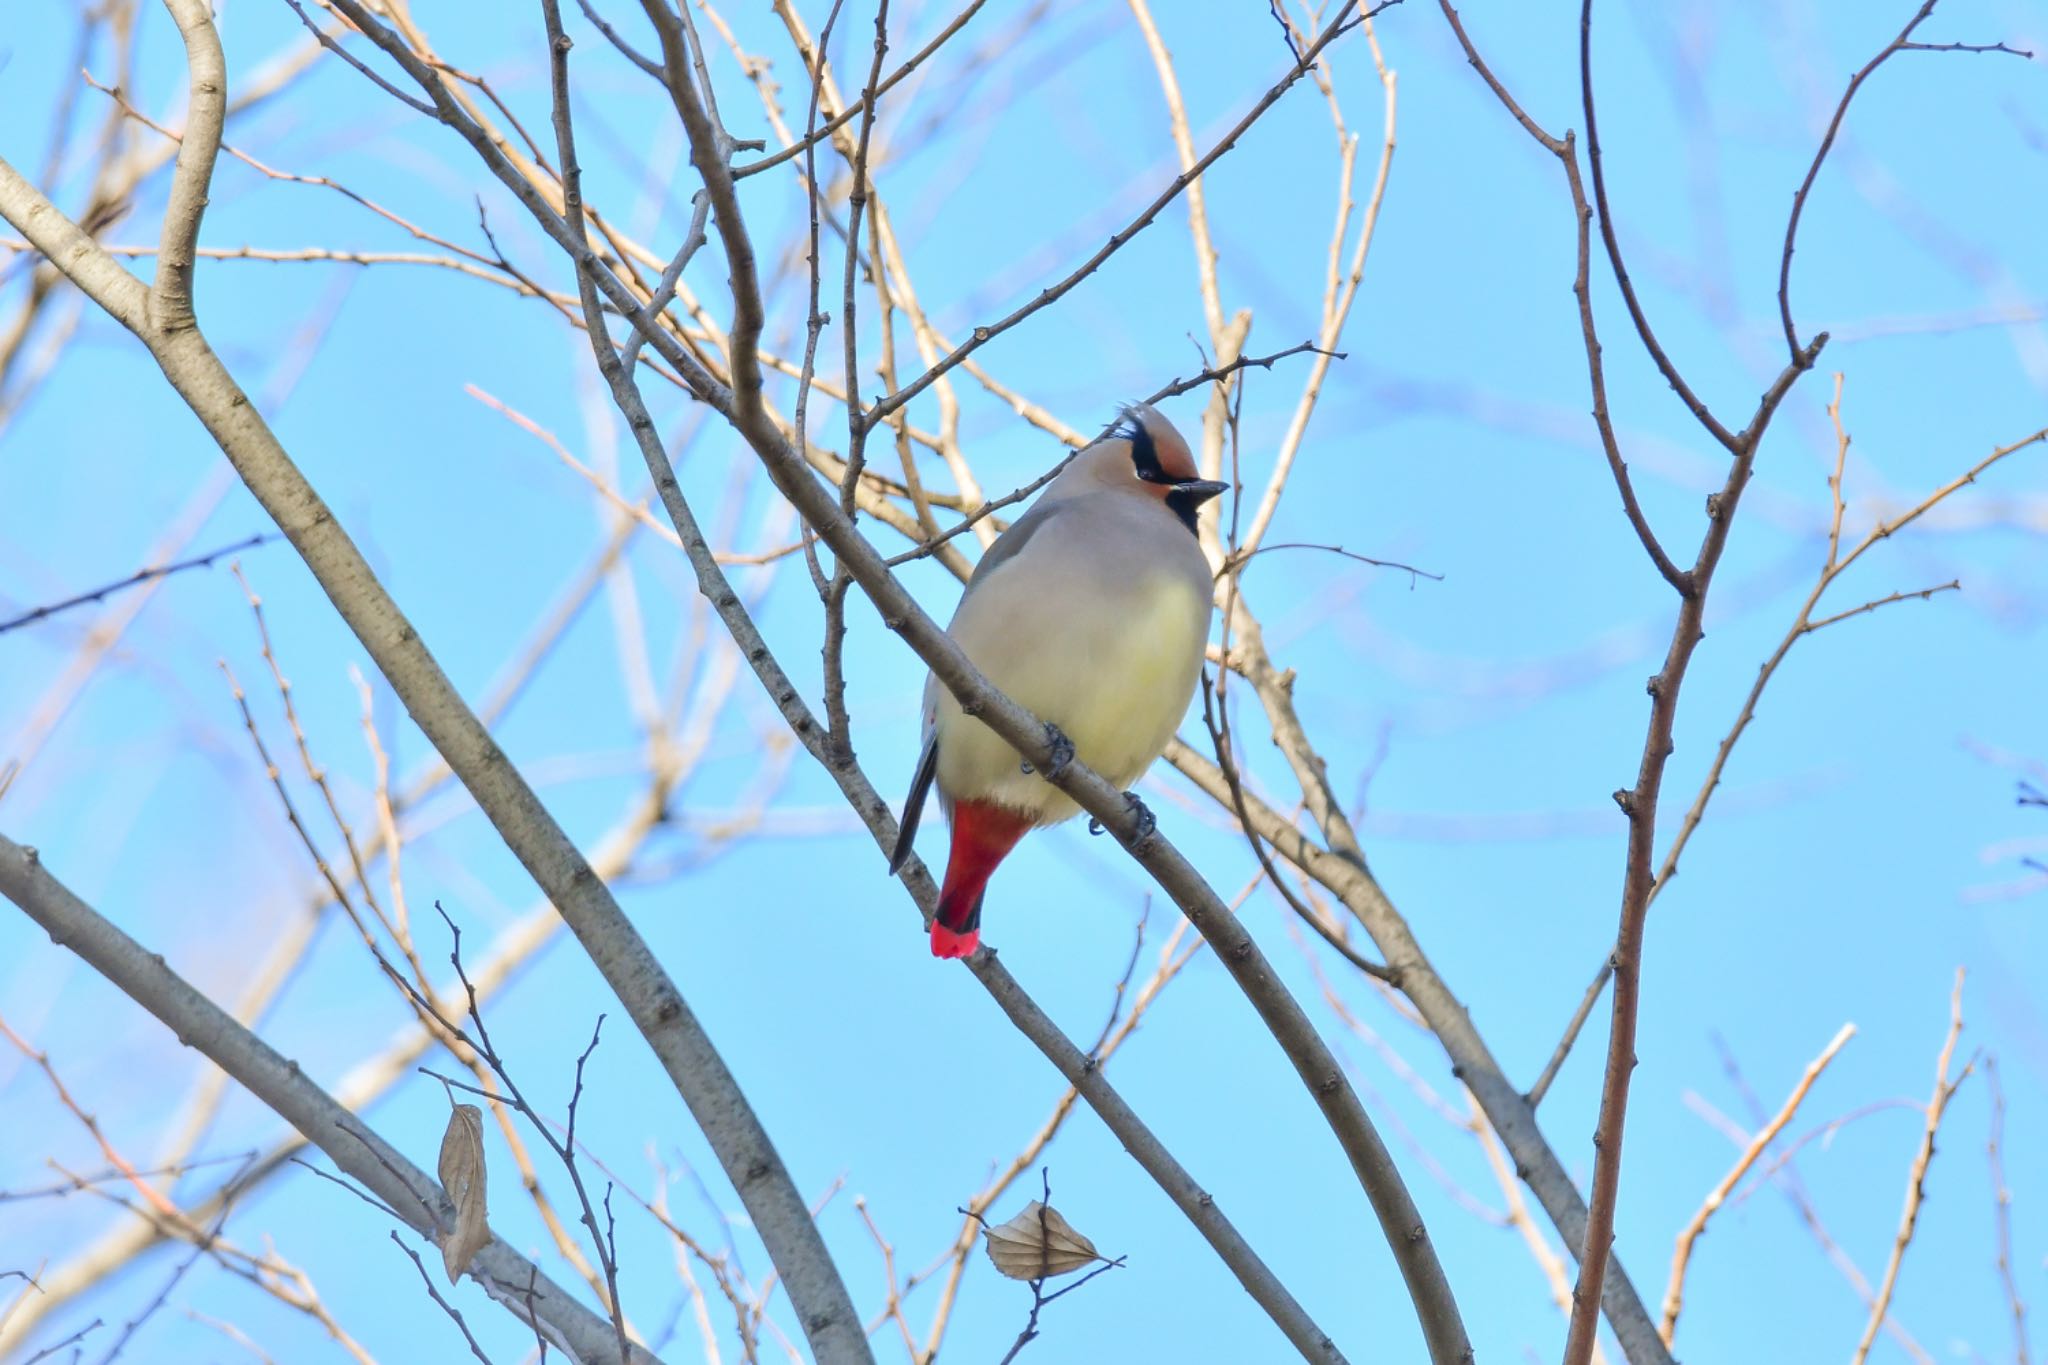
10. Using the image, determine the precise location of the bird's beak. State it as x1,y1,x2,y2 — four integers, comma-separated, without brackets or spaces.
1177,479,1229,504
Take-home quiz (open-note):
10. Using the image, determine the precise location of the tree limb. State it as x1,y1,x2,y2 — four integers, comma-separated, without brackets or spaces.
0,833,658,1365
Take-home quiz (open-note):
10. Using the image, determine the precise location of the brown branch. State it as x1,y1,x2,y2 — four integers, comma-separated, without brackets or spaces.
1649,387,2045,902
1467,1096,1604,1362
1577,0,1737,453
1538,398,2045,1122
1437,1,1689,591
1560,368,1767,1365
1778,2,2031,359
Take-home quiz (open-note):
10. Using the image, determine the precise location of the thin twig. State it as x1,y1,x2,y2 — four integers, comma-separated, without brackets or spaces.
884,343,1339,568
1659,1023,1854,1346
1199,672,1396,984
861,4,1389,431
1436,1,1693,588
1778,2,2031,358
391,1231,498,1365
1851,969,1970,1364
0,532,273,635
1577,0,1736,453
1221,540,1440,586
990,1172,1126,1365
733,1,991,179
1986,1056,2031,1365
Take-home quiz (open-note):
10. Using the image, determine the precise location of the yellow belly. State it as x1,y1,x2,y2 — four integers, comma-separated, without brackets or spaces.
933,570,1209,825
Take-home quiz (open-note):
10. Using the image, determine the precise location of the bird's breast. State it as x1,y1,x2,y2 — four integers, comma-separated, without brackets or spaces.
932,562,1212,822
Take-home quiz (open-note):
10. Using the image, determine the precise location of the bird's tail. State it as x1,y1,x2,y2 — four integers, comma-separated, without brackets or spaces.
932,802,1032,958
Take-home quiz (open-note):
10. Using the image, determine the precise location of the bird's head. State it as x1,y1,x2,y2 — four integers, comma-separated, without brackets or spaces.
1066,402,1228,533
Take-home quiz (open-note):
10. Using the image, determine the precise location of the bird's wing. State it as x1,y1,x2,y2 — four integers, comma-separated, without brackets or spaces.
888,731,940,874
962,496,1073,589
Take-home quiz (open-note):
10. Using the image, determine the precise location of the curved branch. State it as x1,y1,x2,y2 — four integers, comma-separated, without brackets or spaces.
1161,683,1675,1365
631,5,1469,1359
0,834,658,1365
1775,1,2030,359
1577,0,1737,452
151,0,227,336
1438,2,1689,592
559,158,1351,1364
0,6,865,1359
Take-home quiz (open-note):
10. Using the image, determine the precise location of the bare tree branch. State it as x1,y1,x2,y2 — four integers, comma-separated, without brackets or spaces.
0,833,657,1365
1852,970,1971,1364
1660,1023,1855,1346
0,4,866,1357
1778,2,2031,359
860,3,1387,431
0,532,273,636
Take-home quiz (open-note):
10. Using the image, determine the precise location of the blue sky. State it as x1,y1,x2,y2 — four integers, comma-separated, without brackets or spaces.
2,2,2044,1362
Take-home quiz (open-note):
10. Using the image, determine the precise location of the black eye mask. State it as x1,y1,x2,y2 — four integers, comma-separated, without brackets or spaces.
1115,412,1228,533
1118,412,1172,484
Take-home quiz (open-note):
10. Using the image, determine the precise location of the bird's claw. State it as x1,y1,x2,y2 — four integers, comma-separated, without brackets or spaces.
1088,794,1155,843
1122,792,1157,847
1023,723,1075,780
1042,723,1075,778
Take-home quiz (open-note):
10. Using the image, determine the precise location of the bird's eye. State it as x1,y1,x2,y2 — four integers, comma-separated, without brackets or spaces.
1122,415,1169,483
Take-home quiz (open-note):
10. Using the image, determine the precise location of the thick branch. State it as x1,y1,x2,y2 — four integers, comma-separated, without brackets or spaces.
151,0,227,335
1560,312,1791,1365
0,834,657,1365
0,7,861,1356
562,174,1350,1365
1161,702,1674,1365
632,8,1468,1360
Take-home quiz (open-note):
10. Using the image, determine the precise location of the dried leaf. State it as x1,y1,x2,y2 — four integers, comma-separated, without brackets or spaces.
982,1200,1101,1280
437,1103,489,1282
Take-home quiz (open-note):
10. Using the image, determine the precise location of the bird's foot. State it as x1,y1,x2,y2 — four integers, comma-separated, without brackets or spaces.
1122,792,1157,848
1022,722,1075,780
1088,795,1155,843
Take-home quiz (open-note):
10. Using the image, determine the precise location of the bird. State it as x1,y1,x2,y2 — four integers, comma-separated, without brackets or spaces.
889,402,1226,958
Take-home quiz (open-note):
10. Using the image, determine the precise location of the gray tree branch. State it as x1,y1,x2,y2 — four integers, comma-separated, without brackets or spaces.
0,833,656,1365
0,4,868,1359
620,8,1470,1361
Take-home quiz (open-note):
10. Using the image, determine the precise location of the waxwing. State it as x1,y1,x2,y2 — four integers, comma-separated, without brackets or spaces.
889,403,1226,957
